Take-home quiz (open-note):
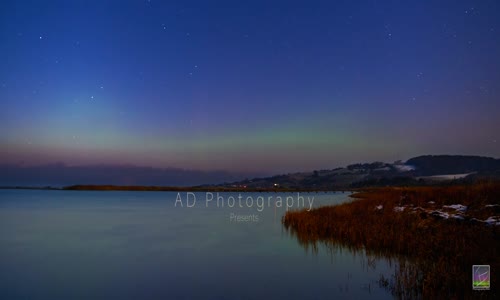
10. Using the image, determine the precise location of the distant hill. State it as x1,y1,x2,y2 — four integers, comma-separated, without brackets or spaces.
3,155,499,190
406,155,500,176
214,155,500,189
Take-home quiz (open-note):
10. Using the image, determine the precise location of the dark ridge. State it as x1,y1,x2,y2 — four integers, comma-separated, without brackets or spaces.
406,155,500,176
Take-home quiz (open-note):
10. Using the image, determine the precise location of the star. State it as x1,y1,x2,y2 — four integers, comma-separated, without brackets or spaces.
39,36,43,40
91,96,94,99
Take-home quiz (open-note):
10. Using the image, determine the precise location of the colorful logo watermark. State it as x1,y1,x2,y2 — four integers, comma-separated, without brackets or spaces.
472,265,490,290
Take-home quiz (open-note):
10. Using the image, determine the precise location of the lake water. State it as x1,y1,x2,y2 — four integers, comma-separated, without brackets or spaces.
0,190,393,299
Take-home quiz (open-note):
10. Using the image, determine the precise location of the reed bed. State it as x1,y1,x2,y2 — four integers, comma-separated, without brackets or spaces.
283,181,500,299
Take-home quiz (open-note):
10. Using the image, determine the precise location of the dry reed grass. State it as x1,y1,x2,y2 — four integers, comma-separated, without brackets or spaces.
283,181,500,299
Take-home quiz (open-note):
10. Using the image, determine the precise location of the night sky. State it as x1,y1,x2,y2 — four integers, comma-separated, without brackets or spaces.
1,0,499,174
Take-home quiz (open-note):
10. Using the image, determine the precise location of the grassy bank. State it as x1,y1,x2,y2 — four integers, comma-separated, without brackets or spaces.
282,182,500,299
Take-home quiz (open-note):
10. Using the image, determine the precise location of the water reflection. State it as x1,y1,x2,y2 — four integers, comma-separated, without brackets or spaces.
0,190,392,299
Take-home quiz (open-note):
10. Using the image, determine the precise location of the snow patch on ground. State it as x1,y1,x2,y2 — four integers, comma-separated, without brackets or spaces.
443,204,467,213
484,216,500,226
391,202,499,226
430,210,450,219
417,173,474,181
393,164,415,172
393,206,406,212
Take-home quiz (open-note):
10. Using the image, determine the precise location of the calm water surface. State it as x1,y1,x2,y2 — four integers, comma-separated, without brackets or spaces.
0,190,392,299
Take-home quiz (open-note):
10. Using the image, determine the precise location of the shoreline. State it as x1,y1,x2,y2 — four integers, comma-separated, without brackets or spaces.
0,185,353,193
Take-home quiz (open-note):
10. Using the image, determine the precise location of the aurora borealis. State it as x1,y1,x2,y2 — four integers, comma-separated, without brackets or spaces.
1,0,499,175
